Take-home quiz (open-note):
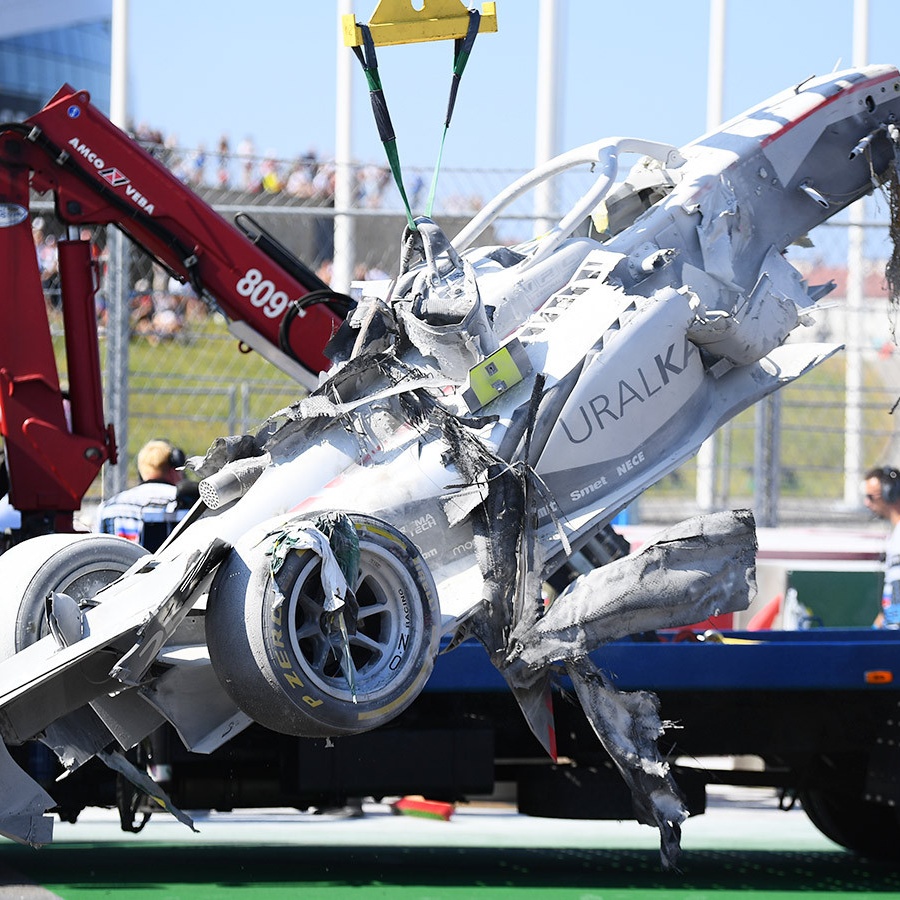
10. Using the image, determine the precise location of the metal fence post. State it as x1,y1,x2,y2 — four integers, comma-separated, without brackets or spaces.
754,393,782,527
333,0,356,292
103,226,129,496
227,384,237,436
241,382,251,435
844,199,865,505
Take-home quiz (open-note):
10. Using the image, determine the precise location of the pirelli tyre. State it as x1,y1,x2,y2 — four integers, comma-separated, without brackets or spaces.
206,513,441,738
0,533,149,659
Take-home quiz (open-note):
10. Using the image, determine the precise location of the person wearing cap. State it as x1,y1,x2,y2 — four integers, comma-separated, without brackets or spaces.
863,465,900,629
96,439,197,552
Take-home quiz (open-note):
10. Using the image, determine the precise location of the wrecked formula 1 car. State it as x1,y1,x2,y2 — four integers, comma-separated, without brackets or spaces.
3,64,900,867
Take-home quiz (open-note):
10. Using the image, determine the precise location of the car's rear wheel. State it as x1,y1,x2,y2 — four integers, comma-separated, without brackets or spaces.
0,533,149,658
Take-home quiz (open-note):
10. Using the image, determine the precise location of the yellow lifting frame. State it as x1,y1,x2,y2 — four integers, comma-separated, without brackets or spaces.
342,0,498,48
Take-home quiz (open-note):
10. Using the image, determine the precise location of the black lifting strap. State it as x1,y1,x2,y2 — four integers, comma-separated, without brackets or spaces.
352,23,417,230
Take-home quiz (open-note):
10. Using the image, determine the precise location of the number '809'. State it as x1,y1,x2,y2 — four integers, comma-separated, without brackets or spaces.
236,268,290,318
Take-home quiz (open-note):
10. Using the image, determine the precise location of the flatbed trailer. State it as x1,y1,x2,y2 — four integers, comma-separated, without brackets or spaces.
16,627,900,861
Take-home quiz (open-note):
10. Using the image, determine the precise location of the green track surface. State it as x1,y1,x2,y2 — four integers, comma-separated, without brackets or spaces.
2,843,899,899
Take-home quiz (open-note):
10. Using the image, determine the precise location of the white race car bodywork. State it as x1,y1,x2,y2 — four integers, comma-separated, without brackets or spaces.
3,65,900,863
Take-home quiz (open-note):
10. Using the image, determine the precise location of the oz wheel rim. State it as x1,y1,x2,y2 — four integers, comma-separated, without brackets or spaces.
283,542,424,701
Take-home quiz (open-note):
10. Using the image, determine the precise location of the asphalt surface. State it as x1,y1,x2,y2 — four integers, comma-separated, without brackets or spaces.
1,786,898,898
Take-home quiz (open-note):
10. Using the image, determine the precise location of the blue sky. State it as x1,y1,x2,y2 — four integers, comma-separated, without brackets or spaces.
127,1,900,172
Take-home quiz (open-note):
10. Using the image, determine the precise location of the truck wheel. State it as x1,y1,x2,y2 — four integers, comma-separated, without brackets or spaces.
207,513,440,738
799,786,900,859
0,533,149,658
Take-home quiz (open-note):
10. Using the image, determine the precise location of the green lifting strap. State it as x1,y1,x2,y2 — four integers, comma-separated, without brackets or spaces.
352,24,417,231
426,8,481,217
351,10,483,230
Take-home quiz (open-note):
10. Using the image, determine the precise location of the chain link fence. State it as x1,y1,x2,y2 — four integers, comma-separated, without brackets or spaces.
35,144,900,527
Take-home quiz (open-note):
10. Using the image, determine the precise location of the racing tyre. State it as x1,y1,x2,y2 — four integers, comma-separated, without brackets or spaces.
206,512,440,738
0,533,149,659
799,786,900,860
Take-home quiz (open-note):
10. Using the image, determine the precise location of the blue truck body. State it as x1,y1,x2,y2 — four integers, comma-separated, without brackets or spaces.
431,629,900,692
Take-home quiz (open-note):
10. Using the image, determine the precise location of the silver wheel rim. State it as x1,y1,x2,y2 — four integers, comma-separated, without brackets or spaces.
283,542,425,701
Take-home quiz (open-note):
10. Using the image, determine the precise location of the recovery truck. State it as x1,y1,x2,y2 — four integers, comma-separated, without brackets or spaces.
0,83,349,542
0,61,899,867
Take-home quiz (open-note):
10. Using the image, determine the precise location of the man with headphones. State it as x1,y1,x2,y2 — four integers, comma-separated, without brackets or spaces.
96,439,196,552
863,465,900,629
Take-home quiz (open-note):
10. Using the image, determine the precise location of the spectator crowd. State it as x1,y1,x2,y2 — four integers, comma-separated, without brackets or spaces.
128,121,481,215
132,121,393,208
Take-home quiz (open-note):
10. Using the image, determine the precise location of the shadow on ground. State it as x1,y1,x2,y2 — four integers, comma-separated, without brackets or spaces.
1,843,899,897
